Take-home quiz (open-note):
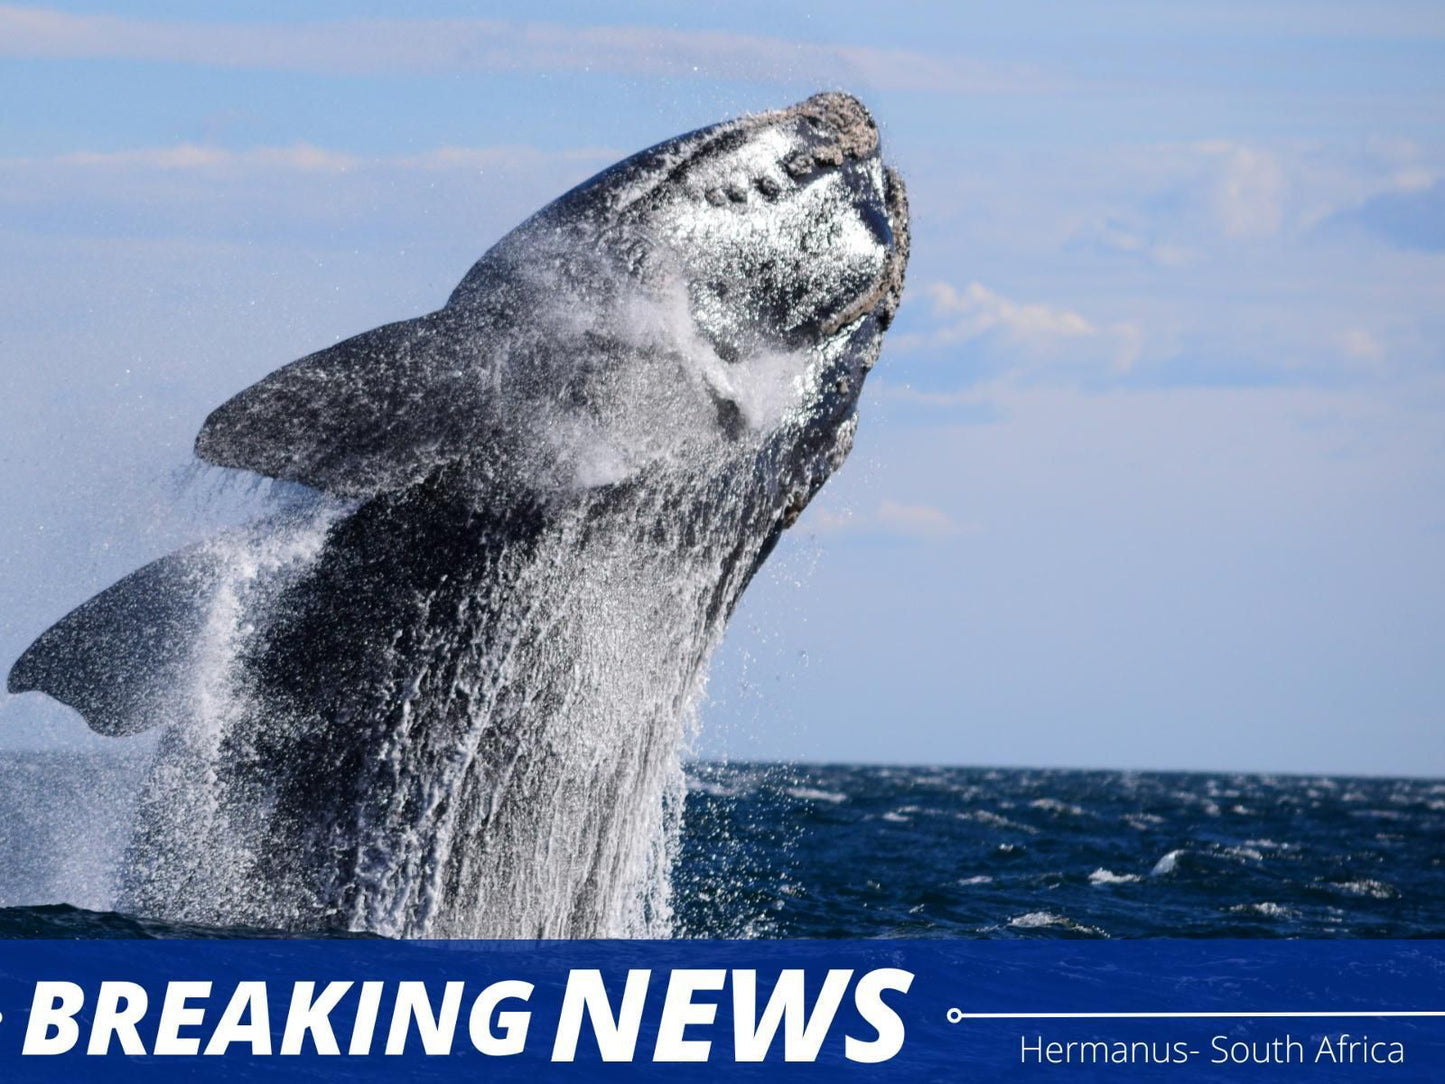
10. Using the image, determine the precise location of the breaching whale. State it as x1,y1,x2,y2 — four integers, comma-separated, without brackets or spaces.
7,93,909,936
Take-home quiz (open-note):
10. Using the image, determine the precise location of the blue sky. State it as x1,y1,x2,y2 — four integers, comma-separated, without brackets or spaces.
0,2,1442,773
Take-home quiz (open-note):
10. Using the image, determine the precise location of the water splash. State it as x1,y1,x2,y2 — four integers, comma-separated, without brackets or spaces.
117,360,814,937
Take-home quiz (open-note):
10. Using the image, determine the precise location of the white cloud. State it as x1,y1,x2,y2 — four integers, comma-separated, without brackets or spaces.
1196,140,1287,238
1394,167,1437,193
804,500,967,541
875,500,962,539
18,142,616,177
1064,215,1196,267
904,281,1144,378
1190,138,1442,240
0,5,1051,95
1339,328,1386,365
53,144,361,172
0,140,625,290
928,281,1094,340
888,133,1445,394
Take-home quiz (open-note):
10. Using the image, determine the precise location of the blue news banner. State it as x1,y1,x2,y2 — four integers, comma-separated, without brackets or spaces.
0,940,1441,1080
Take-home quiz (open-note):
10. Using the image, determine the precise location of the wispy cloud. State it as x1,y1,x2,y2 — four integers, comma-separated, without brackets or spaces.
875,500,964,539
1338,327,1387,365
1195,140,1287,239
900,281,1144,380
807,500,968,541
51,144,362,172
0,5,1052,95
0,140,623,256
927,281,1096,341
26,142,617,175
1064,215,1195,267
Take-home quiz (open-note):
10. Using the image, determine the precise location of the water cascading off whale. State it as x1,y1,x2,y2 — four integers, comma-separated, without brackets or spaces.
7,92,910,937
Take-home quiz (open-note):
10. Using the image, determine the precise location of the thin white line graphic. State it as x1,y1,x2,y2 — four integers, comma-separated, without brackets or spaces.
949,1011,1445,1021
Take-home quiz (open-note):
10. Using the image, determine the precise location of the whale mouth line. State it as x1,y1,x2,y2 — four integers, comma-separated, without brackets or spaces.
820,168,911,339
778,94,907,339
818,272,889,339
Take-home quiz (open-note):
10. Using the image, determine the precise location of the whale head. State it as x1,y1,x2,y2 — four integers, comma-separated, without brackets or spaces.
478,92,908,353
195,93,909,518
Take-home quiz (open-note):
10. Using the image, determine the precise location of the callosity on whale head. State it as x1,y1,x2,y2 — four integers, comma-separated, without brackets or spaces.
195,92,908,516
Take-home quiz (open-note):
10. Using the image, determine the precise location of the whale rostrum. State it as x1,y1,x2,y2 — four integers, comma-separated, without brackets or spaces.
8,93,910,937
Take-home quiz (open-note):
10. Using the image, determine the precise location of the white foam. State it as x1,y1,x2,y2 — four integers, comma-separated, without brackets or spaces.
1123,812,1164,831
1151,849,1186,876
1329,879,1397,899
785,787,847,804
1029,797,1086,816
1242,838,1295,850
1229,902,1297,918
957,810,1039,834
1008,911,1108,937
1222,846,1264,862
1010,910,1068,928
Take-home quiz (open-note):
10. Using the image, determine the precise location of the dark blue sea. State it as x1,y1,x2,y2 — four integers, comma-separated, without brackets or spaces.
677,764,1445,938
1,755,1441,938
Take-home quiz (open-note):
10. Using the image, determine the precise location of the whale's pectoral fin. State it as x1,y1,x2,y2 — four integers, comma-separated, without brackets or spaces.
194,309,487,498
6,549,220,736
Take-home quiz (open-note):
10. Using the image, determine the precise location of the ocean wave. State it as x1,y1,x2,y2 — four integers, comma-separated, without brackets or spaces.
1229,902,1297,918
1221,845,1264,862
1088,868,1141,886
1029,798,1086,816
957,810,1039,834
1008,911,1108,937
897,804,945,817
1150,849,1186,876
784,787,847,804
1123,813,1165,831
686,777,743,798
1328,879,1398,900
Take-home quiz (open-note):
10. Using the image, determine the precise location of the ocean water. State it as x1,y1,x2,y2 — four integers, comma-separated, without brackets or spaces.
678,764,1445,939
0,754,1441,938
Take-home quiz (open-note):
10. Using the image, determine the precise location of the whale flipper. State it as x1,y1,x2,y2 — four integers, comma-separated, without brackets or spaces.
7,549,220,736
195,309,493,498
